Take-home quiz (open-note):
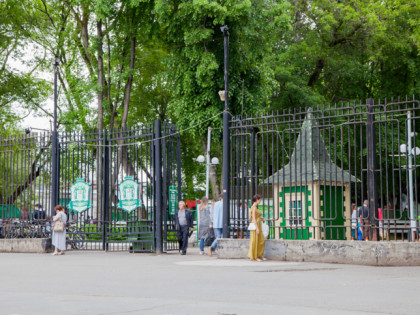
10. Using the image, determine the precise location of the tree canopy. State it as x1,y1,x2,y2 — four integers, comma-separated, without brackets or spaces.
0,0,419,198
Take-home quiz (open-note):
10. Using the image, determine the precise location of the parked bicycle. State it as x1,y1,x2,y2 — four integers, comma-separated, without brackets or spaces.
67,223,87,250
2,220,50,239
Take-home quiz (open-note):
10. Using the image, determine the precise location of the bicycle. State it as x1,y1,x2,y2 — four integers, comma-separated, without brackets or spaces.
66,223,87,250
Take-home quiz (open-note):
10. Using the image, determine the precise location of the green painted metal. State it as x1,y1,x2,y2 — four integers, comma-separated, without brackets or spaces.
118,176,141,213
320,186,346,240
168,186,177,216
0,204,20,218
279,186,312,240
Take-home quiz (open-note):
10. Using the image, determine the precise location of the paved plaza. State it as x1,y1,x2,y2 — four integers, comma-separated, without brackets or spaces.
1,247,419,314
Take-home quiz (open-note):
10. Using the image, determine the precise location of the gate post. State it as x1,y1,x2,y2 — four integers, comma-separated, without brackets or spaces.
50,135,59,214
366,98,379,241
154,120,163,253
176,131,182,201
251,128,256,198
222,25,230,238
50,58,59,217
102,129,109,251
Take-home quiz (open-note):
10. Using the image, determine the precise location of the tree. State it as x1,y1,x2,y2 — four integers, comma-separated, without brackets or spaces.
0,0,51,133
155,0,290,199
270,0,420,109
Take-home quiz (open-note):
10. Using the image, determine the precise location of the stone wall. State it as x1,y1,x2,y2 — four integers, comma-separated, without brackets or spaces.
217,239,420,266
0,238,52,253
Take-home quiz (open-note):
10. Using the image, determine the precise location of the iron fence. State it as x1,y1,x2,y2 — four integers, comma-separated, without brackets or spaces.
0,132,52,238
229,97,420,242
0,120,181,252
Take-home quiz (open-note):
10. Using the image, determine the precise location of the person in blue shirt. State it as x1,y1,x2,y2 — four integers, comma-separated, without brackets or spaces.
209,196,223,256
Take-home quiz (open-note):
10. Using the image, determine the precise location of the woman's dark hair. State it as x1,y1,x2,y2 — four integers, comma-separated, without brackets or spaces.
252,194,261,203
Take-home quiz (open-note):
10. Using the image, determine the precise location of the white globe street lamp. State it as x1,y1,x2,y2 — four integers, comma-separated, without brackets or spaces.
196,129,219,198
211,157,219,165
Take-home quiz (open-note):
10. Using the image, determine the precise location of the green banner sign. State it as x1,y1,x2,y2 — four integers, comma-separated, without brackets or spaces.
68,178,91,213
169,186,177,215
118,176,141,213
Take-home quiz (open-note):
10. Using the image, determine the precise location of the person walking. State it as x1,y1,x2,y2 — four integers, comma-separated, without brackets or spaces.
209,195,223,256
20,206,29,221
198,197,212,255
248,194,266,261
174,201,194,255
358,200,370,240
52,205,67,256
378,207,383,240
351,203,357,240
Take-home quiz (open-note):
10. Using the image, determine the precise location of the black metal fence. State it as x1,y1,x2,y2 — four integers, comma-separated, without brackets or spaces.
0,120,181,252
0,132,52,238
229,97,420,242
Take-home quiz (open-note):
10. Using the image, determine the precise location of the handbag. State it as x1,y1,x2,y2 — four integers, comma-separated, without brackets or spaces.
261,222,269,238
248,222,256,231
53,218,65,232
204,228,215,246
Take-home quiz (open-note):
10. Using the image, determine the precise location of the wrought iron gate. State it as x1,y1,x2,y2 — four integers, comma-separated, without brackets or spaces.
57,120,182,252
229,97,420,242
0,120,181,252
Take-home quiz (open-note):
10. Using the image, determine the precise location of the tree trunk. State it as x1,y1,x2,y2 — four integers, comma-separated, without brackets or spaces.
4,137,51,205
307,58,324,88
121,35,136,129
97,19,104,132
201,137,220,200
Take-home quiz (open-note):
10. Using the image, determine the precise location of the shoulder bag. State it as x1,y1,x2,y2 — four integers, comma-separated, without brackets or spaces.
53,215,65,232
248,222,256,231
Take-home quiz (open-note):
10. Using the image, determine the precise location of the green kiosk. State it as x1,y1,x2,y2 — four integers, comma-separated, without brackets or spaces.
264,112,359,240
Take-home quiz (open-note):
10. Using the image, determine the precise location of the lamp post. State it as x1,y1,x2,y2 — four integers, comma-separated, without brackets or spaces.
196,127,219,198
50,57,60,216
400,111,420,241
221,25,230,238
196,140,219,199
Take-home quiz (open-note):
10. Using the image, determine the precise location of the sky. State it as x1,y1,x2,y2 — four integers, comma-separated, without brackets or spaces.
9,44,54,131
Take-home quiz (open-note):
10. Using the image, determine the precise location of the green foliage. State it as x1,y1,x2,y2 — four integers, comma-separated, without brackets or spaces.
0,0,51,131
154,0,290,196
270,0,420,109
1,0,419,198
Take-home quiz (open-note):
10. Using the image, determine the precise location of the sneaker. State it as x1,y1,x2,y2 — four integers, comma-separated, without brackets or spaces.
200,251,205,255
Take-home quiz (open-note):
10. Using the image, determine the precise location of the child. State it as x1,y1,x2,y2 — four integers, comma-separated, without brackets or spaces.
357,219,363,241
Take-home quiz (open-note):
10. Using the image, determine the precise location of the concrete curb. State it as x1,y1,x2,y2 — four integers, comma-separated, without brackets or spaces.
217,239,420,266
0,238,52,253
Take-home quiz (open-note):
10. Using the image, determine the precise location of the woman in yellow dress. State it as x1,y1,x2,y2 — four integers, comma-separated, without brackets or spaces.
248,194,266,261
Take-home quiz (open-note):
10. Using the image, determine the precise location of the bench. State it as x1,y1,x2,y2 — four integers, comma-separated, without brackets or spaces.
383,220,412,240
